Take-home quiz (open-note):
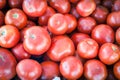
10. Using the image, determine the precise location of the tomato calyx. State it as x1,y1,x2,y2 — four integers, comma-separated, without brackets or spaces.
112,46,117,51
29,34,36,39
13,13,19,19
0,55,5,62
0,30,6,36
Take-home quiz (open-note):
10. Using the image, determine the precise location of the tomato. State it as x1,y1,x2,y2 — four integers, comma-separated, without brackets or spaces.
0,0,6,9
71,33,90,47
49,0,71,14
0,11,4,26
0,48,17,80
113,61,120,79
38,6,55,26
5,8,27,29
116,27,120,44
60,56,83,79
48,13,68,35
112,0,120,12
77,17,96,34
99,43,120,65
23,26,51,55
91,5,109,24
77,38,99,59
65,14,77,33
22,0,47,17
8,0,23,8
0,25,20,48
40,61,60,80
12,43,31,61
16,59,42,80
47,35,75,61
91,24,114,45
107,11,120,29
76,0,96,17
84,59,108,80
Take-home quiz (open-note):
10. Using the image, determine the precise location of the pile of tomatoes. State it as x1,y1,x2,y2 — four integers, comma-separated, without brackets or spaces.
1,0,120,80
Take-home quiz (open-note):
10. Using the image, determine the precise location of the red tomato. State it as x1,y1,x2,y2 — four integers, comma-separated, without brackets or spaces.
0,0,6,9
84,59,108,80
65,14,77,33
40,61,60,80
91,24,114,45
49,0,71,14
77,38,99,59
22,0,47,17
5,8,27,29
47,35,75,61
113,61,120,79
12,43,31,61
38,6,56,26
16,59,42,80
99,43,120,65
0,48,17,80
0,25,20,48
60,56,83,79
71,33,90,47
116,27,120,44
76,0,96,17
8,0,23,8
48,13,68,35
77,17,96,34
23,26,51,55
0,11,4,26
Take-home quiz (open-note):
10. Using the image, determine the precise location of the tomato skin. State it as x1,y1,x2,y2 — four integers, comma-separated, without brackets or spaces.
60,56,83,79
5,8,27,29
0,11,4,26
38,6,55,26
48,13,68,35
0,25,20,48
65,14,77,33
76,0,96,17
22,0,47,17
116,27,120,44
0,0,6,9
12,43,31,61
112,0,120,12
16,59,42,80
71,33,90,47
49,0,71,14
77,38,99,59
99,43,120,65
113,61,120,79
23,26,51,55
8,0,23,8
78,17,96,34
91,24,114,45
107,11,120,29
47,35,75,61
0,48,17,80
40,61,60,80
84,59,108,80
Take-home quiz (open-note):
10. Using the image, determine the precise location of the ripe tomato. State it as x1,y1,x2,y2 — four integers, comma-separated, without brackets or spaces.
91,24,114,45
0,0,6,9
99,43,120,65
12,43,31,61
65,14,77,33
60,56,83,79
0,48,17,80
0,25,20,48
8,0,23,8
49,0,71,14
23,26,51,55
0,11,4,26
77,38,99,59
113,61,120,79
47,35,75,61
48,13,68,35
5,8,27,29
16,59,42,80
40,61,60,80
71,33,90,48
84,59,108,80
76,0,96,17
77,17,96,34
116,27,120,44
22,0,47,17
38,6,55,26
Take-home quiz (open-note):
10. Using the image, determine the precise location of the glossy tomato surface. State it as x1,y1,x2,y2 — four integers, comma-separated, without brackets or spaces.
113,61,120,79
